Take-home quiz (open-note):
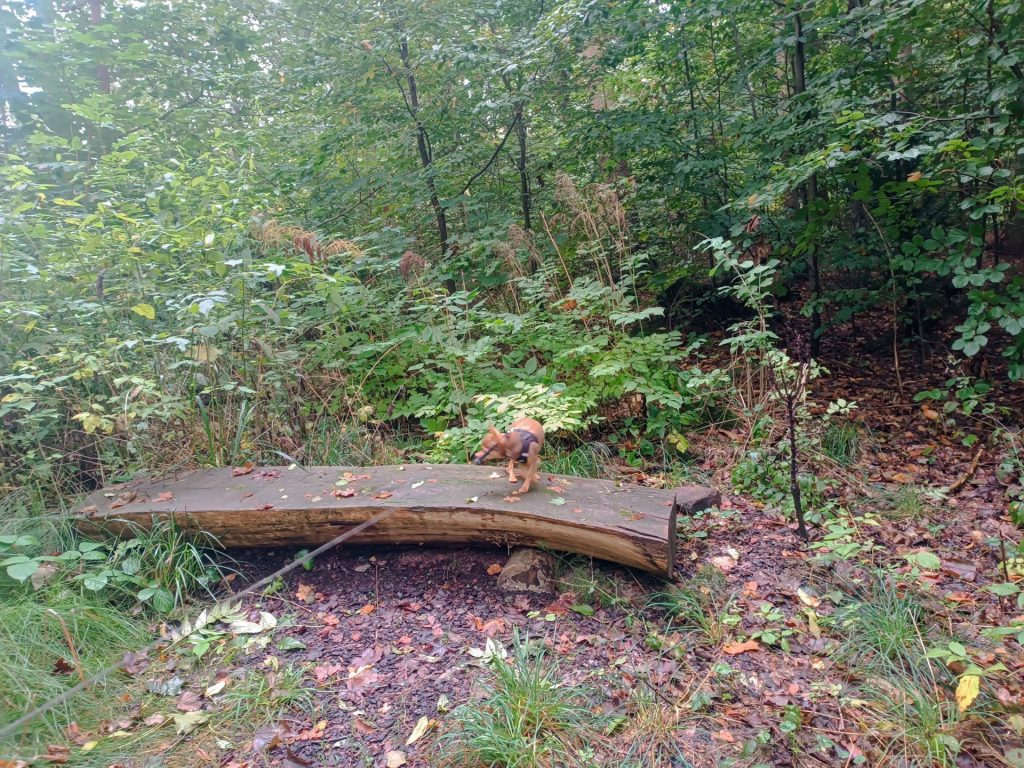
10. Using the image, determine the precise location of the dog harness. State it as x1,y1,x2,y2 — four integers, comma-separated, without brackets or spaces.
509,428,539,463
474,428,540,464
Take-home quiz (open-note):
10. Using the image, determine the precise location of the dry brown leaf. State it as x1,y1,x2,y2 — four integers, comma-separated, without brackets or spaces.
711,728,735,743
232,462,255,476
502,495,522,503
373,491,393,499
42,744,70,764
65,723,88,746
723,640,760,655
358,604,376,615
385,751,408,768
332,488,356,498
353,717,375,735
486,563,503,576
109,491,138,509
153,491,174,502
176,691,203,712
296,583,316,604
907,171,923,182
296,720,327,740
709,554,737,573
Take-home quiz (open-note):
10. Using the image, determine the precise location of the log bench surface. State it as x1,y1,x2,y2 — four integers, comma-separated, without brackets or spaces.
76,465,719,576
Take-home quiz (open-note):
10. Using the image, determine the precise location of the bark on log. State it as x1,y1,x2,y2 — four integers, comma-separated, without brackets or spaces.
76,465,719,577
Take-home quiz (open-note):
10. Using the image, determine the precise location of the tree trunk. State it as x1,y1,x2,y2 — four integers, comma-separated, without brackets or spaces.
792,11,822,358
396,30,449,259
502,74,532,232
88,0,111,94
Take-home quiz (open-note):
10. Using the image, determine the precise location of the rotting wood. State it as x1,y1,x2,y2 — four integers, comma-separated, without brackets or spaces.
76,465,719,577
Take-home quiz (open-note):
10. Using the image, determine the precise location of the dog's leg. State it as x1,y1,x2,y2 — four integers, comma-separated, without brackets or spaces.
506,459,517,483
517,444,541,494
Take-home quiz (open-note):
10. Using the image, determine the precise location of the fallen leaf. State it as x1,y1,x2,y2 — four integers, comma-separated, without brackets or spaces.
42,744,70,764
153,492,174,502
313,663,342,682
358,604,376,615
78,505,98,516
53,657,75,676
712,728,735,743
296,583,316,604
487,563,503,576
65,723,89,746
502,496,521,503
296,720,327,740
121,651,149,677
204,679,226,697
374,491,393,499
709,554,737,573
143,714,165,727
172,711,208,735
466,496,479,503
940,560,977,582
796,587,821,608
907,171,922,182
549,497,567,506
386,750,408,768
405,716,434,746
488,472,501,479
346,656,382,690
353,717,375,735
80,741,99,752
109,491,138,509
723,640,761,655
256,503,274,511
332,488,356,498
176,691,203,712
231,462,255,476
956,674,980,713
410,481,424,489
282,749,311,768
252,721,291,751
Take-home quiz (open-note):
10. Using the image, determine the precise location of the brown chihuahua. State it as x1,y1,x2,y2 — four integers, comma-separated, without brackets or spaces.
471,417,545,494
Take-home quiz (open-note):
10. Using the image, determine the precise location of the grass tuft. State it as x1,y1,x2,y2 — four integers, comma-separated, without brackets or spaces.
650,566,735,647
441,633,599,768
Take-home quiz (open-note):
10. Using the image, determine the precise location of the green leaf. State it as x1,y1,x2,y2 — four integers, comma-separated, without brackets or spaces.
985,582,1020,596
570,604,595,616
948,641,967,657
549,497,567,506
277,636,307,651
131,303,156,320
904,551,941,570
150,588,175,613
81,572,109,591
6,558,40,582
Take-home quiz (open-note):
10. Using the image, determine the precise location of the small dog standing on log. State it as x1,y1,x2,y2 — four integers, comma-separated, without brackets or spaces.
471,418,545,494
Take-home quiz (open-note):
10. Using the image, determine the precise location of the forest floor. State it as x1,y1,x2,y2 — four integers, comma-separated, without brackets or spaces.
6,314,1024,768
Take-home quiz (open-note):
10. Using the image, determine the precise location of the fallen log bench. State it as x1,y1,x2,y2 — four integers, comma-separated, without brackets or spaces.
75,465,720,577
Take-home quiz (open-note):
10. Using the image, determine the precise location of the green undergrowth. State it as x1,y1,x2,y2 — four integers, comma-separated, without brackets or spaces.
440,633,603,768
